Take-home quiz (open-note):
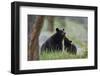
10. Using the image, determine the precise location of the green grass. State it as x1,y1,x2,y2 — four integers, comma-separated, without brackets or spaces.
40,50,88,60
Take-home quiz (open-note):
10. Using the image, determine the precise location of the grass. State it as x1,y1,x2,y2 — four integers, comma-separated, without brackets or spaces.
40,50,88,60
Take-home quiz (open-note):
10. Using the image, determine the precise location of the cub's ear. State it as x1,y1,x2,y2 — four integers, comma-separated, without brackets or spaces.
56,28,59,32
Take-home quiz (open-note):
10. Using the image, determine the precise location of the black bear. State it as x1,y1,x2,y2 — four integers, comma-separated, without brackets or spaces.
64,37,77,54
41,28,66,52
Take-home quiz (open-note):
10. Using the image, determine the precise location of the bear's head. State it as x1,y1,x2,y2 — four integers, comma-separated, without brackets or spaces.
56,28,66,39
64,37,72,46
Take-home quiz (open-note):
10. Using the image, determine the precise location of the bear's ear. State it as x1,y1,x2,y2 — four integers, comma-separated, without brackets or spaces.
63,28,64,31
56,28,59,32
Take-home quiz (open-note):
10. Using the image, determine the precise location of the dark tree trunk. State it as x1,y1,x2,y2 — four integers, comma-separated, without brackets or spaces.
28,16,44,60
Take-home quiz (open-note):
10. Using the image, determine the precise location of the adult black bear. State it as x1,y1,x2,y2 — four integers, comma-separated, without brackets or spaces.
41,28,66,52
64,37,77,54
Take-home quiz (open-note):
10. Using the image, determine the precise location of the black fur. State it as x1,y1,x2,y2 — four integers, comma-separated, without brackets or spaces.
41,28,66,52
64,37,77,54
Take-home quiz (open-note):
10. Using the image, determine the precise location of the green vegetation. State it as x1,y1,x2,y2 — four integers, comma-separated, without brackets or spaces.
40,50,88,60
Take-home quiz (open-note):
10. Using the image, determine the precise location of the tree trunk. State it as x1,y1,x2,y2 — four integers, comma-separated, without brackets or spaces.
47,16,54,32
28,16,44,60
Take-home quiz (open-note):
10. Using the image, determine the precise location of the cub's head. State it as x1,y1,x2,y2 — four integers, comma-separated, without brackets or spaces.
64,37,72,45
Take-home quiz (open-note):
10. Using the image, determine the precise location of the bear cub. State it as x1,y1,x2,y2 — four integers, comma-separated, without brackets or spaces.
64,37,77,54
